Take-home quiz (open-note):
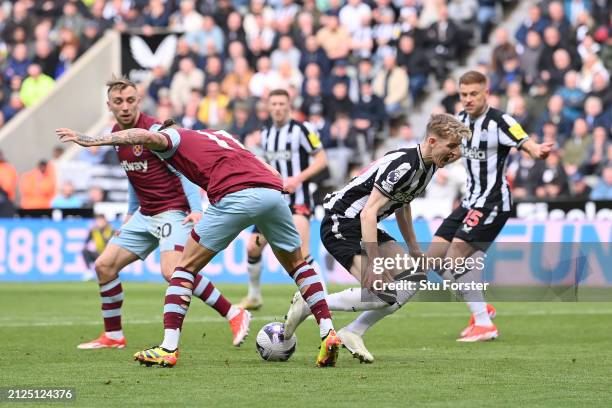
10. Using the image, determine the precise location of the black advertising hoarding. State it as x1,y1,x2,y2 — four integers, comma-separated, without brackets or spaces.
120,32,178,83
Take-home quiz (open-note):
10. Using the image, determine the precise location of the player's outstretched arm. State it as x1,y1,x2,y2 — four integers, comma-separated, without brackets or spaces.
395,204,422,258
520,138,554,160
56,128,169,151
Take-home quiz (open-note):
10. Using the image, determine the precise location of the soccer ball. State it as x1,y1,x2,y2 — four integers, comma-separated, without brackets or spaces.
255,322,297,362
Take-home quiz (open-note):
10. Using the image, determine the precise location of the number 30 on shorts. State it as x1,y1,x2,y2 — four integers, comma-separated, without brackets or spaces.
463,209,484,227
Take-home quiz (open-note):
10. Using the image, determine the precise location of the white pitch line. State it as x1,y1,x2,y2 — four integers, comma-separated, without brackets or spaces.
2,309,612,328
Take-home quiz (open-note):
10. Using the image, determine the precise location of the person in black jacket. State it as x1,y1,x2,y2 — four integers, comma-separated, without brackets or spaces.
396,34,429,99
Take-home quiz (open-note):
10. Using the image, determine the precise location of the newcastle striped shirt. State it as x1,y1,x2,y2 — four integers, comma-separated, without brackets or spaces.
260,119,322,209
324,145,436,221
458,106,529,212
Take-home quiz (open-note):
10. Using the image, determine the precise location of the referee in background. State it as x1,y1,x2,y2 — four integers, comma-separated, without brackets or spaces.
238,89,328,310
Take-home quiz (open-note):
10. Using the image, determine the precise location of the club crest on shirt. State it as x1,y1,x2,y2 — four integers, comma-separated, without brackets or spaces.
133,145,143,157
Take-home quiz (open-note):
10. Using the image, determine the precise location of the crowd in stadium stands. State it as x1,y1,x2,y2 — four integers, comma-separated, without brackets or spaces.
0,0,610,213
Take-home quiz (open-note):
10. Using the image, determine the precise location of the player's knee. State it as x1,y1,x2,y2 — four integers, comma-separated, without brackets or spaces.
94,257,117,282
161,268,173,282
247,241,263,258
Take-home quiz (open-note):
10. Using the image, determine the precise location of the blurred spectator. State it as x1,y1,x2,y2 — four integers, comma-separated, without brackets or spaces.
82,214,114,271
19,64,55,108
440,77,460,114
476,0,498,43
353,81,386,133
5,42,31,80
249,56,280,98
169,37,203,77
491,28,518,75
316,11,351,61
78,146,112,165
2,92,25,122
146,65,171,104
224,11,246,48
590,165,612,200
52,180,83,209
533,150,570,199
0,150,18,203
179,96,206,130
84,186,106,208
509,96,535,134
170,0,204,33
228,101,256,141
536,95,573,143
396,34,429,99
33,40,60,79
19,160,56,209
424,163,466,210
425,5,460,82
54,1,87,38
578,52,608,92
555,70,586,122
509,150,538,199
580,126,608,175
221,57,253,99
562,118,593,177
324,81,353,122
347,58,374,103
143,0,171,30
548,1,572,40
270,35,300,70
339,0,372,35
307,103,331,146
515,4,549,45
170,57,205,115
375,123,418,158
569,173,592,199
203,55,226,88
518,30,544,89
197,81,230,127
299,35,331,75
185,14,224,56
589,72,612,109
2,2,36,44
372,52,409,118
55,43,79,79
583,96,611,131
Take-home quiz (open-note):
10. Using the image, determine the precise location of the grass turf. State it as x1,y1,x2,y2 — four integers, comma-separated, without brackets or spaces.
1,283,611,407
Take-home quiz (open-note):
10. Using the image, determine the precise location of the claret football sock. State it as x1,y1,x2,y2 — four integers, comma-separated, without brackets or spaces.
99,277,124,334
162,267,194,349
193,271,232,318
289,261,333,338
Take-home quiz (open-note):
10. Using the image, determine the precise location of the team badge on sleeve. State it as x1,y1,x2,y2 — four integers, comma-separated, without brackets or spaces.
133,145,143,157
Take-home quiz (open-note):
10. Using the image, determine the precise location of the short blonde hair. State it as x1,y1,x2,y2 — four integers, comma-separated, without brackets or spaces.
426,113,471,142
106,75,136,95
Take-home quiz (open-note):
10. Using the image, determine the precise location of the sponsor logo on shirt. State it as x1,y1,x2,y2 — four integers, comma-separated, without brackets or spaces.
120,160,148,172
461,145,487,161
265,151,292,161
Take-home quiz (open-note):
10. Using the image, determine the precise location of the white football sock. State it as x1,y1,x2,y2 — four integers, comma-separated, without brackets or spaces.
469,302,493,326
226,305,240,320
160,328,180,351
345,304,399,336
105,330,124,340
319,318,334,338
326,288,389,311
247,259,262,299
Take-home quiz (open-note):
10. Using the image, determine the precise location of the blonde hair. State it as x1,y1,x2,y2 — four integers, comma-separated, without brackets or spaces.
106,75,137,94
426,113,472,142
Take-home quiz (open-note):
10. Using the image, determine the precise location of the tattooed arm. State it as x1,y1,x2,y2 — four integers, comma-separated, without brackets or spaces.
56,127,169,151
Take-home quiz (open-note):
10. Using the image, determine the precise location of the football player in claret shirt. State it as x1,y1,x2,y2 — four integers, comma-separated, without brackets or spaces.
57,120,341,368
77,77,250,351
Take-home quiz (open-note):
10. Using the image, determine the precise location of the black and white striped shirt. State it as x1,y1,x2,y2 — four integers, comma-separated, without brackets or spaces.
324,146,436,221
458,106,529,212
261,119,322,208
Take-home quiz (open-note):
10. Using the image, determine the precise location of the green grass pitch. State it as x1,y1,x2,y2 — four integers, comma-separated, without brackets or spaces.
1,283,611,407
